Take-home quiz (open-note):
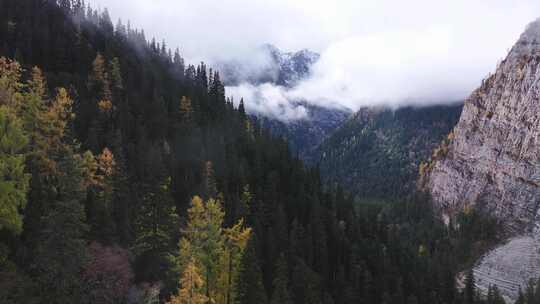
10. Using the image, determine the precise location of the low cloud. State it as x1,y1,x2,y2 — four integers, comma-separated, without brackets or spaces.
290,28,471,110
90,0,540,120
227,83,308,122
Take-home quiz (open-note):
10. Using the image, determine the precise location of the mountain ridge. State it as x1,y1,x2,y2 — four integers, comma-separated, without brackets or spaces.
216,44,320,87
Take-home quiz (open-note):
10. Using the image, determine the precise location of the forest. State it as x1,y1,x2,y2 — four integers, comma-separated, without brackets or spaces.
0,1,537,303
314,105,463,201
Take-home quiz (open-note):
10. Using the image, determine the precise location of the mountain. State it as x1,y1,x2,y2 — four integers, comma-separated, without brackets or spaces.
262,44,321,87
311,104,463,200
422,18,540,300
218,44,352,157
217,44,320,87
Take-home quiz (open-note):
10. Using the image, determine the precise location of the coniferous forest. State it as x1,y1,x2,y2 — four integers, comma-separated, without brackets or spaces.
0,1,537,304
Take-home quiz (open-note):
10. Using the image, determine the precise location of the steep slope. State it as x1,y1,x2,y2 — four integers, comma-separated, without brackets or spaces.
314,104,462,199
423,19,540,300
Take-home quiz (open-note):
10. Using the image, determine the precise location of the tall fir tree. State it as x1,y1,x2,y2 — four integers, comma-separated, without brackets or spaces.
168,258,208,304
235,236,268,304
270,254,293,304
0,106,29,235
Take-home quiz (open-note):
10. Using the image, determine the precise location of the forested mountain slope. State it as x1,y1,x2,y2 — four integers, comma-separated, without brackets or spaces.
259,103,352,160
0,1,532,304
313,104,463,200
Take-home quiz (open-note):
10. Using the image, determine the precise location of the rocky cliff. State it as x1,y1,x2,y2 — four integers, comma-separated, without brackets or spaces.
424,19,540,300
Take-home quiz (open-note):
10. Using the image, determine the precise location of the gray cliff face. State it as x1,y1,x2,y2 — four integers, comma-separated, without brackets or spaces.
426,18,540,233
425,19,540,300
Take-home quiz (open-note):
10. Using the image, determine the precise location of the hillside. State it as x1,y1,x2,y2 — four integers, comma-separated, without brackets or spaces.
259,103,352,159
313,104,463,200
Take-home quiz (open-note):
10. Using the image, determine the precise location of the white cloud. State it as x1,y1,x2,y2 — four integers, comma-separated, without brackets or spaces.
227,83,308,122
89,0,540,118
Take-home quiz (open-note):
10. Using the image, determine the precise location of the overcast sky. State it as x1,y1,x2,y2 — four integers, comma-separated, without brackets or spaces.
89,0,540,119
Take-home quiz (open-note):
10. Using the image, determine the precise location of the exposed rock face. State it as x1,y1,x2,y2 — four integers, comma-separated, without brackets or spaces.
425,19,540,300
426,18,540,232
473,235,540,301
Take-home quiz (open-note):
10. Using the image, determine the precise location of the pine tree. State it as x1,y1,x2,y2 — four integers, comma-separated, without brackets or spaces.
168,258,208,304
33,149,89,303
203,161,217,200
235,236,268,304
291,259,322,304
237,185,251,222
238,98,246,120
174,196,224,302
110,131,132,245
489,285,505,304
88,53,112,102
109,57,123,100
220,219,251,304
464,270,476,304
87,147,117,243
270,254,293,304
180,96,194,124
134,177,179,255
0,106,29,235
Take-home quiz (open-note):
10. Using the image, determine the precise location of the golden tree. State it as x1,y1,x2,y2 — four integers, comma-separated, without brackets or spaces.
168,258,208,304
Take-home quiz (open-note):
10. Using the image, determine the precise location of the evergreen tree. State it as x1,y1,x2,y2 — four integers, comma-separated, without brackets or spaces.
0,106,29,234
87,147,117,243
291,259,323,304
464,270,476,304
179,196,224,301
220,219,252,304
88,53,112,102
270,254,293,304
168,258,208,304
488,285,505,304
235,236,268,304
179,96,194,125
134,177,179,255
32,150,89,304
203,161,217,200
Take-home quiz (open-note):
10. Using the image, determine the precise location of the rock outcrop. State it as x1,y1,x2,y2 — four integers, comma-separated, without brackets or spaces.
424,19,540,300
426,19,540,231
473,235,540,301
